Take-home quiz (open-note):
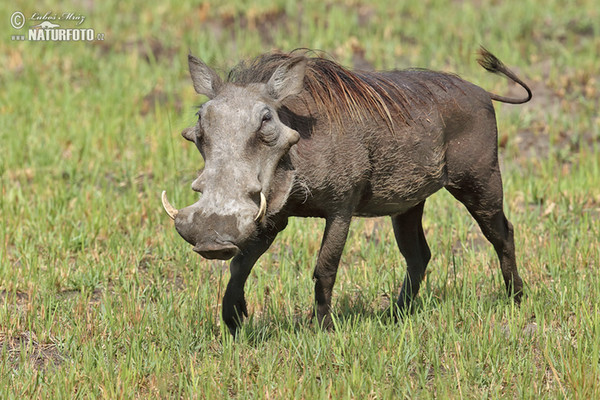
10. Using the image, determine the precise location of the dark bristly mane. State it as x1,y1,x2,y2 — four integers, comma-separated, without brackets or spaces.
226,50,460,131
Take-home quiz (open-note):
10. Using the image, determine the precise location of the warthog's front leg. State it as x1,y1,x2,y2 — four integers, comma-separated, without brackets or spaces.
222,219,287,336
392,201,432,315
313,214,352,330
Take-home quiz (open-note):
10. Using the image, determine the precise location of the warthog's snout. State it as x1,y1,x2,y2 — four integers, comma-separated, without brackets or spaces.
161,191,266,260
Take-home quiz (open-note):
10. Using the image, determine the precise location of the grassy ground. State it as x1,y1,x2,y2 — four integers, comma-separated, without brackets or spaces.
1,0,599,398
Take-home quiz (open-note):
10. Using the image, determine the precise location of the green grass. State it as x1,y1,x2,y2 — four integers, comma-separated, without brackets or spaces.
1,0,599,398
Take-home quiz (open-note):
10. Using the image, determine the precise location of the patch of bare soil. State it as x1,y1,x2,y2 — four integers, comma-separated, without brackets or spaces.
0,290,29,303
0,331,65,371
0,290,29,313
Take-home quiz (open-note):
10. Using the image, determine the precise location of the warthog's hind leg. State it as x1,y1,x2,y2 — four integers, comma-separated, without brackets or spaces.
446,168,524,302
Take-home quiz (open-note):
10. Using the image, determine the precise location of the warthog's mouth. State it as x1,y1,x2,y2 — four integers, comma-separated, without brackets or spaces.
193,240,239,260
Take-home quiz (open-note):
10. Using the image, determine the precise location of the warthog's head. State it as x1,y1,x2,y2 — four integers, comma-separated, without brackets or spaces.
162,54,306,260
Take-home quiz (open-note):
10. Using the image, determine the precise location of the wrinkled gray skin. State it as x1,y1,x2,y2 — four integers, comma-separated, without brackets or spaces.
169,53,527,336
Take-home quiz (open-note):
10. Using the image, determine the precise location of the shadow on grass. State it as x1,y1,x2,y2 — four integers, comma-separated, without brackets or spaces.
232,293,423,345
233,283,519,345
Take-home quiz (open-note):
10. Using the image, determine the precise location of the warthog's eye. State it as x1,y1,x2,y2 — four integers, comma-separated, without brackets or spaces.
261,111,272,128
258,110,278,145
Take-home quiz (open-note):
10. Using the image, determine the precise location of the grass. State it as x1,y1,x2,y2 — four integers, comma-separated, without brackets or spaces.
1,0,599,397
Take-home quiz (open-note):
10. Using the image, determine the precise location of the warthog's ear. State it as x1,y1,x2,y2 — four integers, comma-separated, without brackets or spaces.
266,58,307,102
188,54,223,99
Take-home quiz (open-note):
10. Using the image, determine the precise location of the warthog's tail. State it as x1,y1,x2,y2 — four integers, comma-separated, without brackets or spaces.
477,47,532,104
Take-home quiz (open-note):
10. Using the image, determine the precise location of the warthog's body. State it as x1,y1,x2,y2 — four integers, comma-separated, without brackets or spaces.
162,48,531,335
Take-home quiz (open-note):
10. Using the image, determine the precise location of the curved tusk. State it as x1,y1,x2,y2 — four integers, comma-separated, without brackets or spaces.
161,190,179,220
254,192,267,222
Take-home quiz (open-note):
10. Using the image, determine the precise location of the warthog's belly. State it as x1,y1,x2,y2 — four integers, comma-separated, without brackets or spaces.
354,176,445,217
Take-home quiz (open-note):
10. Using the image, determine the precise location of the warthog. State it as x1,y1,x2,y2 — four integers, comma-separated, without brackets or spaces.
162,47,531,335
